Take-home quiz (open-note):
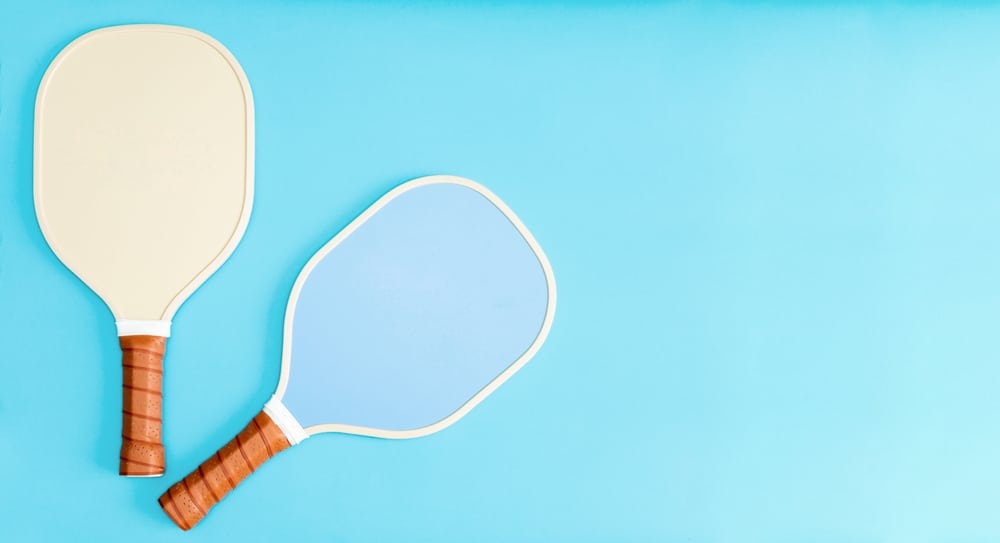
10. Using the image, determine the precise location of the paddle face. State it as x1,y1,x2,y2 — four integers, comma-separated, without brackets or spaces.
278,177,555,437
35,25,253,320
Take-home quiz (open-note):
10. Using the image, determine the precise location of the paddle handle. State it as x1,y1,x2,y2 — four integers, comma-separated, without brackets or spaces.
119,335,167,477
159,411,293,530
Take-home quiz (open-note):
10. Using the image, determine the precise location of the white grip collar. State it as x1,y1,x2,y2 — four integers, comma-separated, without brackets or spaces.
116,319,172,337
263,396,309,446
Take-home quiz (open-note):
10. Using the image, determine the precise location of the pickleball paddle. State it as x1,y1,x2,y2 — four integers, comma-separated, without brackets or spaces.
34,25,254,476
158,175,556,529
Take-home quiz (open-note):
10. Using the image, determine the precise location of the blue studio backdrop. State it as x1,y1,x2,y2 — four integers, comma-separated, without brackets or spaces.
4,1,1000,541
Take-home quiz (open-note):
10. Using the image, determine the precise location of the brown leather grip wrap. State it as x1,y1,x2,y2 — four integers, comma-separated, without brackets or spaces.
159,411,292,530
119,335,167,477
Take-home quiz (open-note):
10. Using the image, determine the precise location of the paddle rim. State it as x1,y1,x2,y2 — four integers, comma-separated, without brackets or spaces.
272,174,557,440
33,23,255,321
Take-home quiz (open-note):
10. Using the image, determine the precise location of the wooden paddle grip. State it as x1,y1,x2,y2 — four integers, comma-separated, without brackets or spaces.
120,335,167,477
159,411,292,530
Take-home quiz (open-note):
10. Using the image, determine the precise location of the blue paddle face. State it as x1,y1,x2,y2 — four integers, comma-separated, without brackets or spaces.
281,181,553,433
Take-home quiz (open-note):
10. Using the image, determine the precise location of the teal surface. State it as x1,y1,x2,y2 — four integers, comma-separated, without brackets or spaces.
3,2,1000,541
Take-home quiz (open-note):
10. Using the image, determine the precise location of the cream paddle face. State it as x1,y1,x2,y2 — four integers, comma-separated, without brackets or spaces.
35,25,254,476
35,25,253,322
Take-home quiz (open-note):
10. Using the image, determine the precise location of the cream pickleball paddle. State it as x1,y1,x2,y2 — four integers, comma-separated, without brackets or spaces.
34,25,254,477
158,176,556,530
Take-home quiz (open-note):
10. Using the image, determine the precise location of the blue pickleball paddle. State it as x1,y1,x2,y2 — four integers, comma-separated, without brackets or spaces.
159,175,556,529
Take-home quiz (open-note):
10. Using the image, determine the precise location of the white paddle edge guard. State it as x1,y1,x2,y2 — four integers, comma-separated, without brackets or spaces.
273,174,558,440
34,24,255,322
263,396,309,446
116,319,172,337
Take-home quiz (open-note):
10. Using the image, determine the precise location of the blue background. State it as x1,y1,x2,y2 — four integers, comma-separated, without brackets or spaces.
3,1,1000,541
